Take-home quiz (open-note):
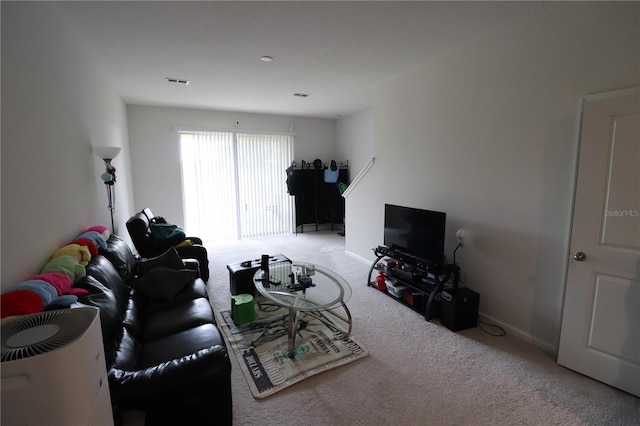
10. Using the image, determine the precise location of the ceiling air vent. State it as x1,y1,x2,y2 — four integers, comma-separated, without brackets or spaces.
166,77,190,85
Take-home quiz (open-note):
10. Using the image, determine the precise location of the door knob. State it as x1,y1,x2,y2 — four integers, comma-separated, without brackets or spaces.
574,252,586,261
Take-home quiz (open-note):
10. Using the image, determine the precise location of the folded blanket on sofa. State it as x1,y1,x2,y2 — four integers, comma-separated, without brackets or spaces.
32,272,88,296
71,238,99,256
83,225,111,242
0,228,111,319
76,230,107,249
14,279,80,311
0,290,44,318
51,244,92,266
41,255,86,282
16,279,58,306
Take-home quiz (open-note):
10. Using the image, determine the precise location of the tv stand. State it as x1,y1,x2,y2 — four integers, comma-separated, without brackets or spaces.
367,246,460,321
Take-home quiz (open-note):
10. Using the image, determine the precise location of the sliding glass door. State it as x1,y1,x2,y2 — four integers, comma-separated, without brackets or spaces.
179,130,294,242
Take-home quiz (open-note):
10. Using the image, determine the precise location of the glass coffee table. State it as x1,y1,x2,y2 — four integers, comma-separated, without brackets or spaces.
253,260,352,358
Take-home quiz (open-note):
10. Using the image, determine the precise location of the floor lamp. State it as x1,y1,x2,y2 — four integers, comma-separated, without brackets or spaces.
93,146,121,233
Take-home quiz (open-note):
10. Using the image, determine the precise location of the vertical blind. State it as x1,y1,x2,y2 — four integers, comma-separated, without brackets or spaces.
179,129,294,242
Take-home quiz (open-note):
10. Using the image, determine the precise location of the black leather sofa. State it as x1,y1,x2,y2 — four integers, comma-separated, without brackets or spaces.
72,234,231,425
126,208,210,282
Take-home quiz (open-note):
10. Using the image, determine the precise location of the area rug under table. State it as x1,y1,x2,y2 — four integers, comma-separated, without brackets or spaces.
216,304,369,399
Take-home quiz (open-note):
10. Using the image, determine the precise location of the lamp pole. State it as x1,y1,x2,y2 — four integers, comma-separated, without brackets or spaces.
105,180,115,233
94,146,121,234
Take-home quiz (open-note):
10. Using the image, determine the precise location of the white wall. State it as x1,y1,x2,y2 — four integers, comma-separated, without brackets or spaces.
344,2,640,352
336,109,375,182
1,2,134,291
126,105,337,228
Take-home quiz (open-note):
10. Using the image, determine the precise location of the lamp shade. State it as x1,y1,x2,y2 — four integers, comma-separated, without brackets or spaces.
93,146,121,160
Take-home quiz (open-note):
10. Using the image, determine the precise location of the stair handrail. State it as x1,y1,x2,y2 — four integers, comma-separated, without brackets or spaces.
341,157,375,198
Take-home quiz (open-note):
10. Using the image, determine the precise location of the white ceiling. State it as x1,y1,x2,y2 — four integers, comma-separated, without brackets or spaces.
57,1,568,119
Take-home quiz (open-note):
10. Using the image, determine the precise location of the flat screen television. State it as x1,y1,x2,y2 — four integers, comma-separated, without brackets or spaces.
384,204,446,265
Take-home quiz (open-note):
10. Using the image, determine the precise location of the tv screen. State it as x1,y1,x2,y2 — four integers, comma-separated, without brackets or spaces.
384,204,446,264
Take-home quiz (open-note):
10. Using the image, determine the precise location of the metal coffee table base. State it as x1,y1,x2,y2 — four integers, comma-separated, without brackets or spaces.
285,301,352,358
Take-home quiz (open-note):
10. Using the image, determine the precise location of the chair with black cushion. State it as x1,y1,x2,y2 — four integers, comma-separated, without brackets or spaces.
126,208,210,281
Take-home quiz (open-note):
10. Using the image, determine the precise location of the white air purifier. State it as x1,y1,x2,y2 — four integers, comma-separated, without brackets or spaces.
1,307,114,426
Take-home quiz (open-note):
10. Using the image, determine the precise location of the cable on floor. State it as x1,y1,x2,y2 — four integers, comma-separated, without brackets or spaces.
478,319,506,336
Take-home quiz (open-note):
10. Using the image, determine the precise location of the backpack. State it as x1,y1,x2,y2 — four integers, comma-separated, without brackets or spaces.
149,222,186,251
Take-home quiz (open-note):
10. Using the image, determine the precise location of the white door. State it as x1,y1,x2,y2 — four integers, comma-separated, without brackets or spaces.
558,88,640,397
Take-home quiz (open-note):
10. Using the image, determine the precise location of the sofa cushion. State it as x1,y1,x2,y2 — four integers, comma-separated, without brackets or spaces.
141,278,208,315
132,267,197,301
100,235,137,282
73,275,122,367
136,246,184,276
142,297,215,342
137,323,225,369
85,256,131,315
112,327,139,372
122,296,143,340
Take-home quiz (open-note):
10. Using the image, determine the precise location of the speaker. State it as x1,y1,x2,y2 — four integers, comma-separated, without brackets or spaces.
441,287,479,332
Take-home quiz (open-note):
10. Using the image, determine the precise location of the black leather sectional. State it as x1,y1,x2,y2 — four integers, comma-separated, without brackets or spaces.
72,234,231,425
126,208,210,282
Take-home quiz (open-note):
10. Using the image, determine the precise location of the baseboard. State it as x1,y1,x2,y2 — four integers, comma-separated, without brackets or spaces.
479,312,557,357
343,249,559,357
344,250,371,266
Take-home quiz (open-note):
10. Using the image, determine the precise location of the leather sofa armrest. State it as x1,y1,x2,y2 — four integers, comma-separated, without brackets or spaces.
108,345,230,402
175,245,209,281
175,244,206,259
183,258,201,277
186,236,203,245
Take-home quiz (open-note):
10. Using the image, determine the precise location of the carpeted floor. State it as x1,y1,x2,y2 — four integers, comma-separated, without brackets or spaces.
204,230,639,426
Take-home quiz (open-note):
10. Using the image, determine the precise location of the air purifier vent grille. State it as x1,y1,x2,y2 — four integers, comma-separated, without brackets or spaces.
1,309,94,362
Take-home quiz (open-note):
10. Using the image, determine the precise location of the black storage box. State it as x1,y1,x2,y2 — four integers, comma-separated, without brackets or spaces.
441,287,479,332
227,254,290,296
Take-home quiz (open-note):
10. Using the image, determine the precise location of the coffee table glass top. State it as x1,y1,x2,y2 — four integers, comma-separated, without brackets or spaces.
253,260,352,311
